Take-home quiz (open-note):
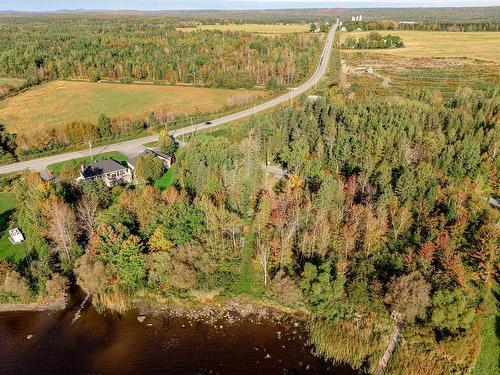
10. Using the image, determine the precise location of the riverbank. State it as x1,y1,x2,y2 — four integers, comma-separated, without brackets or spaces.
0,288,309,325
0,296,66,312
135,296,311,331
0,291,355,375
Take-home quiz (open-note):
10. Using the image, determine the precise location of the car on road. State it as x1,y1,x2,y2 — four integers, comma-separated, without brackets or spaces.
205,121,212,125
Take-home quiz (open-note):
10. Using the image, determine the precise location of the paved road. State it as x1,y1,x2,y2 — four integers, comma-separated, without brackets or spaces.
265,164,288,178
0,23,338,176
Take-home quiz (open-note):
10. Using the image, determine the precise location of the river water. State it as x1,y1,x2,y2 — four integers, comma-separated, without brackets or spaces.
0,293,356,375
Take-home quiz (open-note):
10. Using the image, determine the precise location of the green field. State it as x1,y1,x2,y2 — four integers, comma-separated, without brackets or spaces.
0,192,28,263
472,282,500,375
0,80,264,136
47,151,128,175
177,23,310,34
340,31,500,63
154,168,175,190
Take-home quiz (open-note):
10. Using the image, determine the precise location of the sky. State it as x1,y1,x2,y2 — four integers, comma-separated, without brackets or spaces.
1,1,499,11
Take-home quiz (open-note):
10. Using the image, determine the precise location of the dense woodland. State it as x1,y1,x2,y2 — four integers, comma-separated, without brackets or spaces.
19,7,496,23
1,77,498,373
0,16,321,88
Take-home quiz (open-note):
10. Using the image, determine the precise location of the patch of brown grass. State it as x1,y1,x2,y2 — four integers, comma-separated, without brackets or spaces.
340,31,500,63
0,80,265,136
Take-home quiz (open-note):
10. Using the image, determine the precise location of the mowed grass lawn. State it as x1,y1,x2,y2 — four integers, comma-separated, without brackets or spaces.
0,80,264,136
47,151,128,175
0,192,28,263
340,31,500,63
177,23,310,34
154,168,175,190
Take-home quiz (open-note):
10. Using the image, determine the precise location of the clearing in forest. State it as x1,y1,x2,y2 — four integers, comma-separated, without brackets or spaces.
0,192,28,263
177,23,311,34
340,31,500,63
0,81,265,136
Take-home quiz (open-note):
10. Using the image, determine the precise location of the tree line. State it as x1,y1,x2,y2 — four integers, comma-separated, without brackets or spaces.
341,20,500,32
341,32,404,49
0,16,321,89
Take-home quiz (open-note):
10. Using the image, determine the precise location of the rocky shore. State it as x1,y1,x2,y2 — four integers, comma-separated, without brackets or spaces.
136,297,310,332
0,296,66,312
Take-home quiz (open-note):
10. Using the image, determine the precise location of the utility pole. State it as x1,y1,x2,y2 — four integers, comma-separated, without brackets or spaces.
190,117,195,141
88,141,93,162
194,123,199,138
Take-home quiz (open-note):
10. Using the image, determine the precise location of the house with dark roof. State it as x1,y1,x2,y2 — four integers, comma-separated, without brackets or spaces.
77,158,133,187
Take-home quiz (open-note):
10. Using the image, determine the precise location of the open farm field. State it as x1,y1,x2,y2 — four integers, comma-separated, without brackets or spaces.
340,52,499,99
340,31,500,63
177,23,311,34
0,81,265,136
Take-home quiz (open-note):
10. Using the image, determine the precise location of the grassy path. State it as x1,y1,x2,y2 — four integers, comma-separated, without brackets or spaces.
233,231,264,297
472,281,500,375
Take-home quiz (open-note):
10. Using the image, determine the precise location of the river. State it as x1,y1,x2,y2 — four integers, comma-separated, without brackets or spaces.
0,292,356,375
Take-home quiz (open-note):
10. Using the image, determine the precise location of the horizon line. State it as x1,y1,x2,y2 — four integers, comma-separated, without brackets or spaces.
1,5,499,13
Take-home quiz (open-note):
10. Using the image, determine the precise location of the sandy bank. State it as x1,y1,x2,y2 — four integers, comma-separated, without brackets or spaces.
0,296,66,312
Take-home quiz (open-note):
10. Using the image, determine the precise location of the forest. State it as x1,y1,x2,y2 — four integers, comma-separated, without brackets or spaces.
54,7,499,23
1,72,498,373
341,20,500,32
0,16,321,88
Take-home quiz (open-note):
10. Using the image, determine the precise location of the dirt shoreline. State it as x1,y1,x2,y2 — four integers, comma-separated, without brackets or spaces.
0,296,67,312
136,297,310,326
0,293,309,325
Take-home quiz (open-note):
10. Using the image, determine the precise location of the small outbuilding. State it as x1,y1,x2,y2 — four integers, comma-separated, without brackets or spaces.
128,148,173,170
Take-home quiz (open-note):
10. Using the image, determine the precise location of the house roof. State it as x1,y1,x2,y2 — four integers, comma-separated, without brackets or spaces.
81,159,128,178
128,148,172,168
144,148,172,160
